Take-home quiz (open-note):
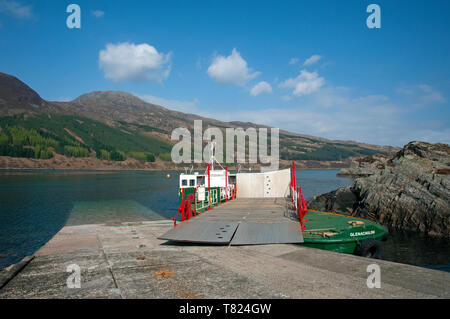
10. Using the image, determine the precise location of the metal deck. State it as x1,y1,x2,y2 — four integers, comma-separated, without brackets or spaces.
158,198,304,245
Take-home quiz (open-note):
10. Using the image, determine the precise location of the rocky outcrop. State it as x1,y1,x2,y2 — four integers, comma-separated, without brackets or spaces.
337,153,392,177
309,141,450,237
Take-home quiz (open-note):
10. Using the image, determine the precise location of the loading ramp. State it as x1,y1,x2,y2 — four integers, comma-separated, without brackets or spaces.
158,198,304,245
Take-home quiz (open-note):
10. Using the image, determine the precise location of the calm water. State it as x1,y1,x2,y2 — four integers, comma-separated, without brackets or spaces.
0,169,448,271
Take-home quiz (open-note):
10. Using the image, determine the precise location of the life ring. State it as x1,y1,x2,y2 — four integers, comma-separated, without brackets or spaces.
354,238,381,258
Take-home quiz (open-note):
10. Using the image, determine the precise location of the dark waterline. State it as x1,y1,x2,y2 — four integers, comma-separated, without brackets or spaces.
0,169,448,272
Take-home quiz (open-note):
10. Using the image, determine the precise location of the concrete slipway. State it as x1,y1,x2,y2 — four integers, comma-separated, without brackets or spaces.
0,219,449,299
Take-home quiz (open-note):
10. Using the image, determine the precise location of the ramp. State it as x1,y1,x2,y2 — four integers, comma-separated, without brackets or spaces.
158,198,304,245
230,222,303,246
158,221,239,244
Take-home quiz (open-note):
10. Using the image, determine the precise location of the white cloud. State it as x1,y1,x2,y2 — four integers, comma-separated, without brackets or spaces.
250,81,272,96
207,48,260,86
55,97,74,102
0,0,32,19
280,70,324,97
91,10,104,18
196,89,449,147
99,42,172,82
303,54,321,66
418,84,446,104
138,94,199,113
289,57,299,65
397,84,446,106
352,94,389,105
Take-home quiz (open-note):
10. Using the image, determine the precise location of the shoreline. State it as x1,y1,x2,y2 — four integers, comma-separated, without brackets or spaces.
0,166,349,173
0,155,352,172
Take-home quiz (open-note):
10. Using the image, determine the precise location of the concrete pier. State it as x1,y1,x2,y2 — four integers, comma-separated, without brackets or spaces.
0,220,449,299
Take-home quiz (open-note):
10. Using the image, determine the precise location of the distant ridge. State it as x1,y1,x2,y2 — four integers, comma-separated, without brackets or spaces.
0,72,399,165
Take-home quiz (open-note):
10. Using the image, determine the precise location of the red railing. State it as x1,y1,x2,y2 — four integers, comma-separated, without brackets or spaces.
172,183,237,227
231,186,236,200
172,194,196,227
290,162,308,231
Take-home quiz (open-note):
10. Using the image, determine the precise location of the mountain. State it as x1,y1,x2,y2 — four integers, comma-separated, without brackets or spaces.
0,72,399,168
0,72,52,114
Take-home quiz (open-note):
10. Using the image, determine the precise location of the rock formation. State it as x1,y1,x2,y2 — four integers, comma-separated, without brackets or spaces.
309,141,450,237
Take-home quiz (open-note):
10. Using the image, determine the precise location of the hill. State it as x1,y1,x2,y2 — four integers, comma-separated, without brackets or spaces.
0,113,172,162
0,72,399,168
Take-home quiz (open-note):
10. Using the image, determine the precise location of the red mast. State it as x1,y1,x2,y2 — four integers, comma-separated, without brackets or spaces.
207,163,211,210
225,166,228,202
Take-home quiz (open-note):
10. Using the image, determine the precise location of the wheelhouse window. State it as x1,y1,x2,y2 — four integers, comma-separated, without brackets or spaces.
181,179,187,186
189,179,195,187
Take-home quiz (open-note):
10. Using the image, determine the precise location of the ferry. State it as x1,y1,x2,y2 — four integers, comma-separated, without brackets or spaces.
176,152,237,218
173,151,387,258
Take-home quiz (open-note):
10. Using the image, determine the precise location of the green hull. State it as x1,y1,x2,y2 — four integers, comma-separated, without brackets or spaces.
300,210,387,255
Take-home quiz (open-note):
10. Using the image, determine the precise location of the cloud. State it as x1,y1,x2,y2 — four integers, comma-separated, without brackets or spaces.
99,42,172,82
289,58,299,65
352,94,389,105
207,48,260,86
280,70,324,97
250,81,272,96
91,10,105,18
418,84,446,104
397,84,446,106
0,0,33,19
303,54,321,66
138,94,199,113
196,88,449,147
55,97,74,102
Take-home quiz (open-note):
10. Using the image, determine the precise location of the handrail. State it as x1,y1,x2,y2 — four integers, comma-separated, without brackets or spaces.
172,194,196,227
290,162,308,231
172,182,237,227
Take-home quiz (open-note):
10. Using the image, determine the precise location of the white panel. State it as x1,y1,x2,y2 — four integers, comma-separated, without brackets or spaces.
236,169,290,198
197,187,205,201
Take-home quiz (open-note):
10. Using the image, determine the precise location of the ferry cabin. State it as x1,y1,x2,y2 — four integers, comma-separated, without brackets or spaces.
179,168,236,213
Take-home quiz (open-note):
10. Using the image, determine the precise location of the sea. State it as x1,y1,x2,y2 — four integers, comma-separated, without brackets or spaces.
0,169,448,271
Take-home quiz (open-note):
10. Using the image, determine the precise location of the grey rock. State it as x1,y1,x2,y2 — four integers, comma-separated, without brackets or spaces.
337,153,392,177
310,141,450,237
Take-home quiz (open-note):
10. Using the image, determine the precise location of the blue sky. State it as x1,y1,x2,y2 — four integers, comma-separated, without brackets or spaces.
0,0,449,146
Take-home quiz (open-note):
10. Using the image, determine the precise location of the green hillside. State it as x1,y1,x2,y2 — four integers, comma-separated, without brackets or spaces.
0,114,172,162
279,133,379,161
281,144,379,161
